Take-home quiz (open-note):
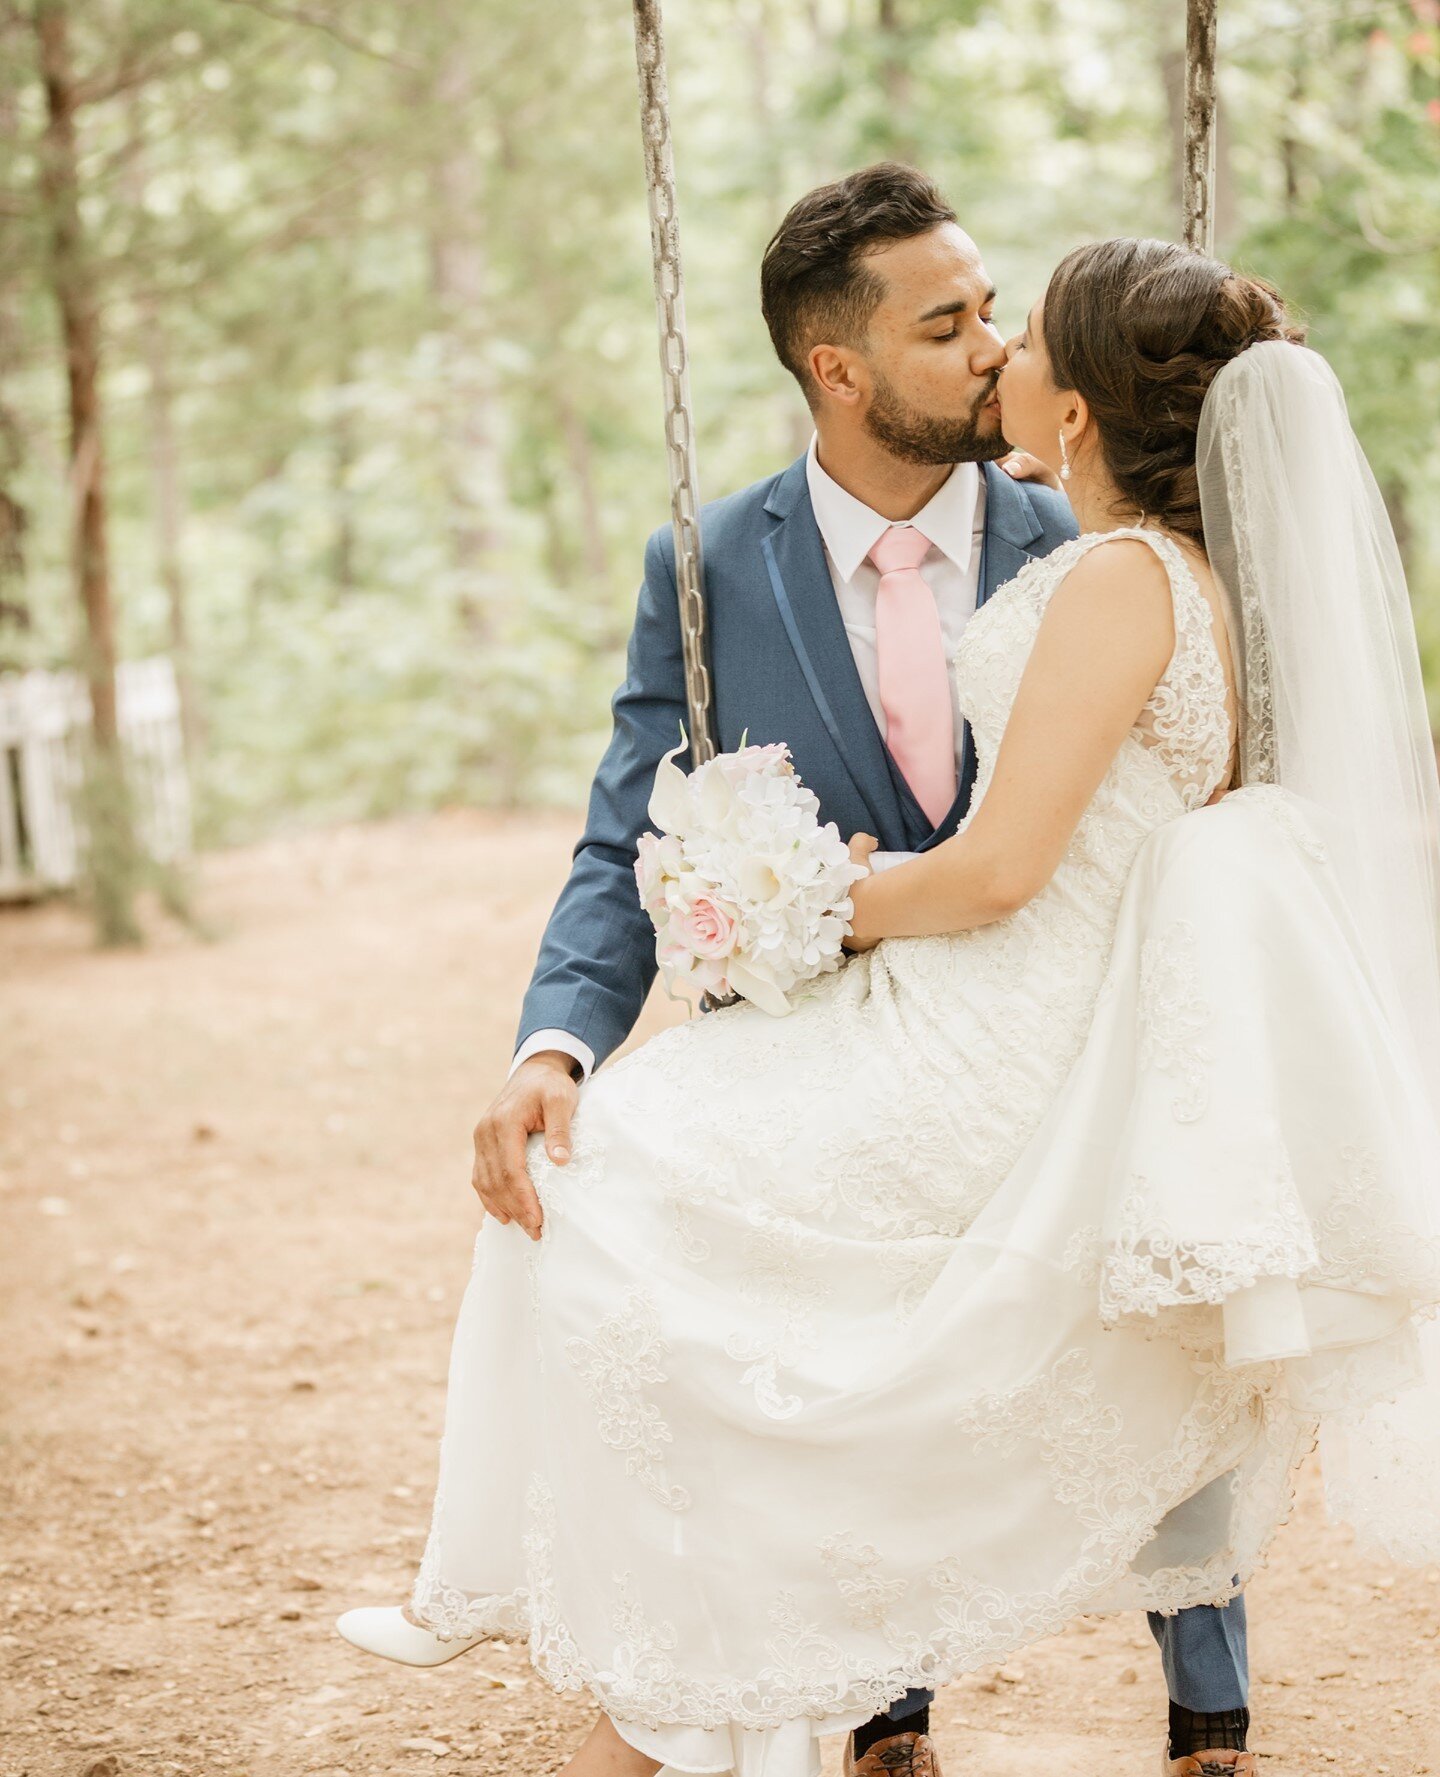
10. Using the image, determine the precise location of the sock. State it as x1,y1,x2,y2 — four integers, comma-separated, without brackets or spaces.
853,1705,928,1759
1168,1702,1250,1759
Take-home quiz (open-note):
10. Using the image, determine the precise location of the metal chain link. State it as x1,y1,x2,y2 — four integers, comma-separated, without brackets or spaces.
632,0,716,767
1183,0,1218,254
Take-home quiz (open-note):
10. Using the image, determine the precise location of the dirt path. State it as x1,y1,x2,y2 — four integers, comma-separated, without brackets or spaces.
2,811,1437,1777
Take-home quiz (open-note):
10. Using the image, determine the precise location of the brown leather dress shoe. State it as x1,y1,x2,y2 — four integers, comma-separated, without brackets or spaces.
844,1729,943,1776
1161,1746,1258,1776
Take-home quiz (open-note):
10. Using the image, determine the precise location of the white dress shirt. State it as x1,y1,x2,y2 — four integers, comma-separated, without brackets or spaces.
512,438,988,1084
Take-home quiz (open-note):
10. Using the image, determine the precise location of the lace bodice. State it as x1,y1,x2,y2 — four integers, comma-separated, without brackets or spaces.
952,525,1236,848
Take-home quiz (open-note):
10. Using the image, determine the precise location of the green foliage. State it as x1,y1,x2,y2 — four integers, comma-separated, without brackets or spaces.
2,0,1438,842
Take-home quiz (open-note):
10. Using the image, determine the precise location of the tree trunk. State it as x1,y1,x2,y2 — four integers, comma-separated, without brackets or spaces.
0,402,28,653
35,0,141,942
331,340,358,602
1161,27,1234,248
0,73,29,652
245,451,288,646
1181,0,1219,252
124,92,202,757
553,374,609,588
536,462,572,591
1279,54,1305,215
746,0,809,460
744,0,785,220
142,316,203,754
428,47,506,645
877,0,917,163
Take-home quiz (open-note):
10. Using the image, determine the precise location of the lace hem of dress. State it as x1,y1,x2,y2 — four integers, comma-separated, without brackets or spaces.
404,1327,1420,1734
406,1433,1298,1731
1061,1153,1440,1330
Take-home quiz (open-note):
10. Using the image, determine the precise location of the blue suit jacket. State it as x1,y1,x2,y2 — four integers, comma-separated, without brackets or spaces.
516,454,1078,1071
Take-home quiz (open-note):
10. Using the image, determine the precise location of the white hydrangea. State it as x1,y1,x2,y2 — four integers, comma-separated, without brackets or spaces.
634,729,869,1016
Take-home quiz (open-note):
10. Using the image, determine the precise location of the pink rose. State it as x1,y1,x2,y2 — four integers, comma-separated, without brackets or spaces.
673,893,740,959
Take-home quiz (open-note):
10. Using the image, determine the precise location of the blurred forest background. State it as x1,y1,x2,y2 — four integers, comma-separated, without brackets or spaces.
0,0,1437,938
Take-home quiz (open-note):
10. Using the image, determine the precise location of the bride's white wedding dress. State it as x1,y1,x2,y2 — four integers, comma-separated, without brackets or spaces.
407,526,1440,1777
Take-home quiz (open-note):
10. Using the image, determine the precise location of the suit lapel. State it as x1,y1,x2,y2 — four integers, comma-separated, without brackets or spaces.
978,457,1045,607
761,459,907,849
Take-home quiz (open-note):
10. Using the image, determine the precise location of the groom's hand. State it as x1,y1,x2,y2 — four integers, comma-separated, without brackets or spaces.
471,1052,578,1241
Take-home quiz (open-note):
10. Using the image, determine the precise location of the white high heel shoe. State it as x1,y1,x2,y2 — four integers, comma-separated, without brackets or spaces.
334,1605,483,1667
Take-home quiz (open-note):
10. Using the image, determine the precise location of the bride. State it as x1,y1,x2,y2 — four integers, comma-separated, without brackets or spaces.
338,238,1440,1777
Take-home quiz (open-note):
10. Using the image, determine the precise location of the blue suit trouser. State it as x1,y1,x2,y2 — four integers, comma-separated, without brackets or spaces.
878,1593,1247,1727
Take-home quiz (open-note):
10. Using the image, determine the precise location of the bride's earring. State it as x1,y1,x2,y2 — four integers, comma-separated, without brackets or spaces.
1058,430,1072,483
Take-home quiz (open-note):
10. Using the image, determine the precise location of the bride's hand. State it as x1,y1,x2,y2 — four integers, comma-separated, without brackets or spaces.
999,450,1065,495
843,833,881,953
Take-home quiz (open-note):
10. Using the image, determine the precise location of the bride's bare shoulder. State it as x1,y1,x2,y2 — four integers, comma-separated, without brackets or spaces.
1027,537,1176,685
1047,533,1176,621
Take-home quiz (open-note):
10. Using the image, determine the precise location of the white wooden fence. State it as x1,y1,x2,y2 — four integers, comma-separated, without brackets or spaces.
0,657,192,901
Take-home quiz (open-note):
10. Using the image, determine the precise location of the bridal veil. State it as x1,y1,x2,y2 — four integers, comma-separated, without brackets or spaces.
1197,340,1440,1563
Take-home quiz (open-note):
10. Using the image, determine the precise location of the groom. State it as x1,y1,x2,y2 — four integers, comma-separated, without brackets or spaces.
471,164,1253,1777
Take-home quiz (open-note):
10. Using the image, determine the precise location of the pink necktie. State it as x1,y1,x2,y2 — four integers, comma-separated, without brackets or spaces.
868,524,957,828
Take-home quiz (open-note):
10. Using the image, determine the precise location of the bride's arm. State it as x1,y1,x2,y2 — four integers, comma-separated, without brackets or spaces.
845,539,1177,948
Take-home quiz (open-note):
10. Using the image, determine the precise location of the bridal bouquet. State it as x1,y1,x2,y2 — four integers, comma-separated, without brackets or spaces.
634,729,869,1016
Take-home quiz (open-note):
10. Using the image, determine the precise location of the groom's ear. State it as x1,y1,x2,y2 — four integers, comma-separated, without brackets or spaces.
808,342,867,408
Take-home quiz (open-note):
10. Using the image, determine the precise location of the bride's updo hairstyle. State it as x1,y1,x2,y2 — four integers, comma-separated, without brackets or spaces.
1041,238,1305,548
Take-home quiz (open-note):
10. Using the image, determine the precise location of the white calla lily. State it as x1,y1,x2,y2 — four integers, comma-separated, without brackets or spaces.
737,856,784,903
696,758,739,828
647,726,693,833
724,956,792,1017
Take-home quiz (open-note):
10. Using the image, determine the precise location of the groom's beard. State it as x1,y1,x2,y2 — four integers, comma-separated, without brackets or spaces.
863,370,1009,466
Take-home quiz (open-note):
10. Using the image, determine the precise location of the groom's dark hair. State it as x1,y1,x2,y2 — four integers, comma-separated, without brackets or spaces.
761,163,956,407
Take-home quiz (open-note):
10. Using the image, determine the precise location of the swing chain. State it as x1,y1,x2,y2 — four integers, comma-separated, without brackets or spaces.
632,0,717,766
